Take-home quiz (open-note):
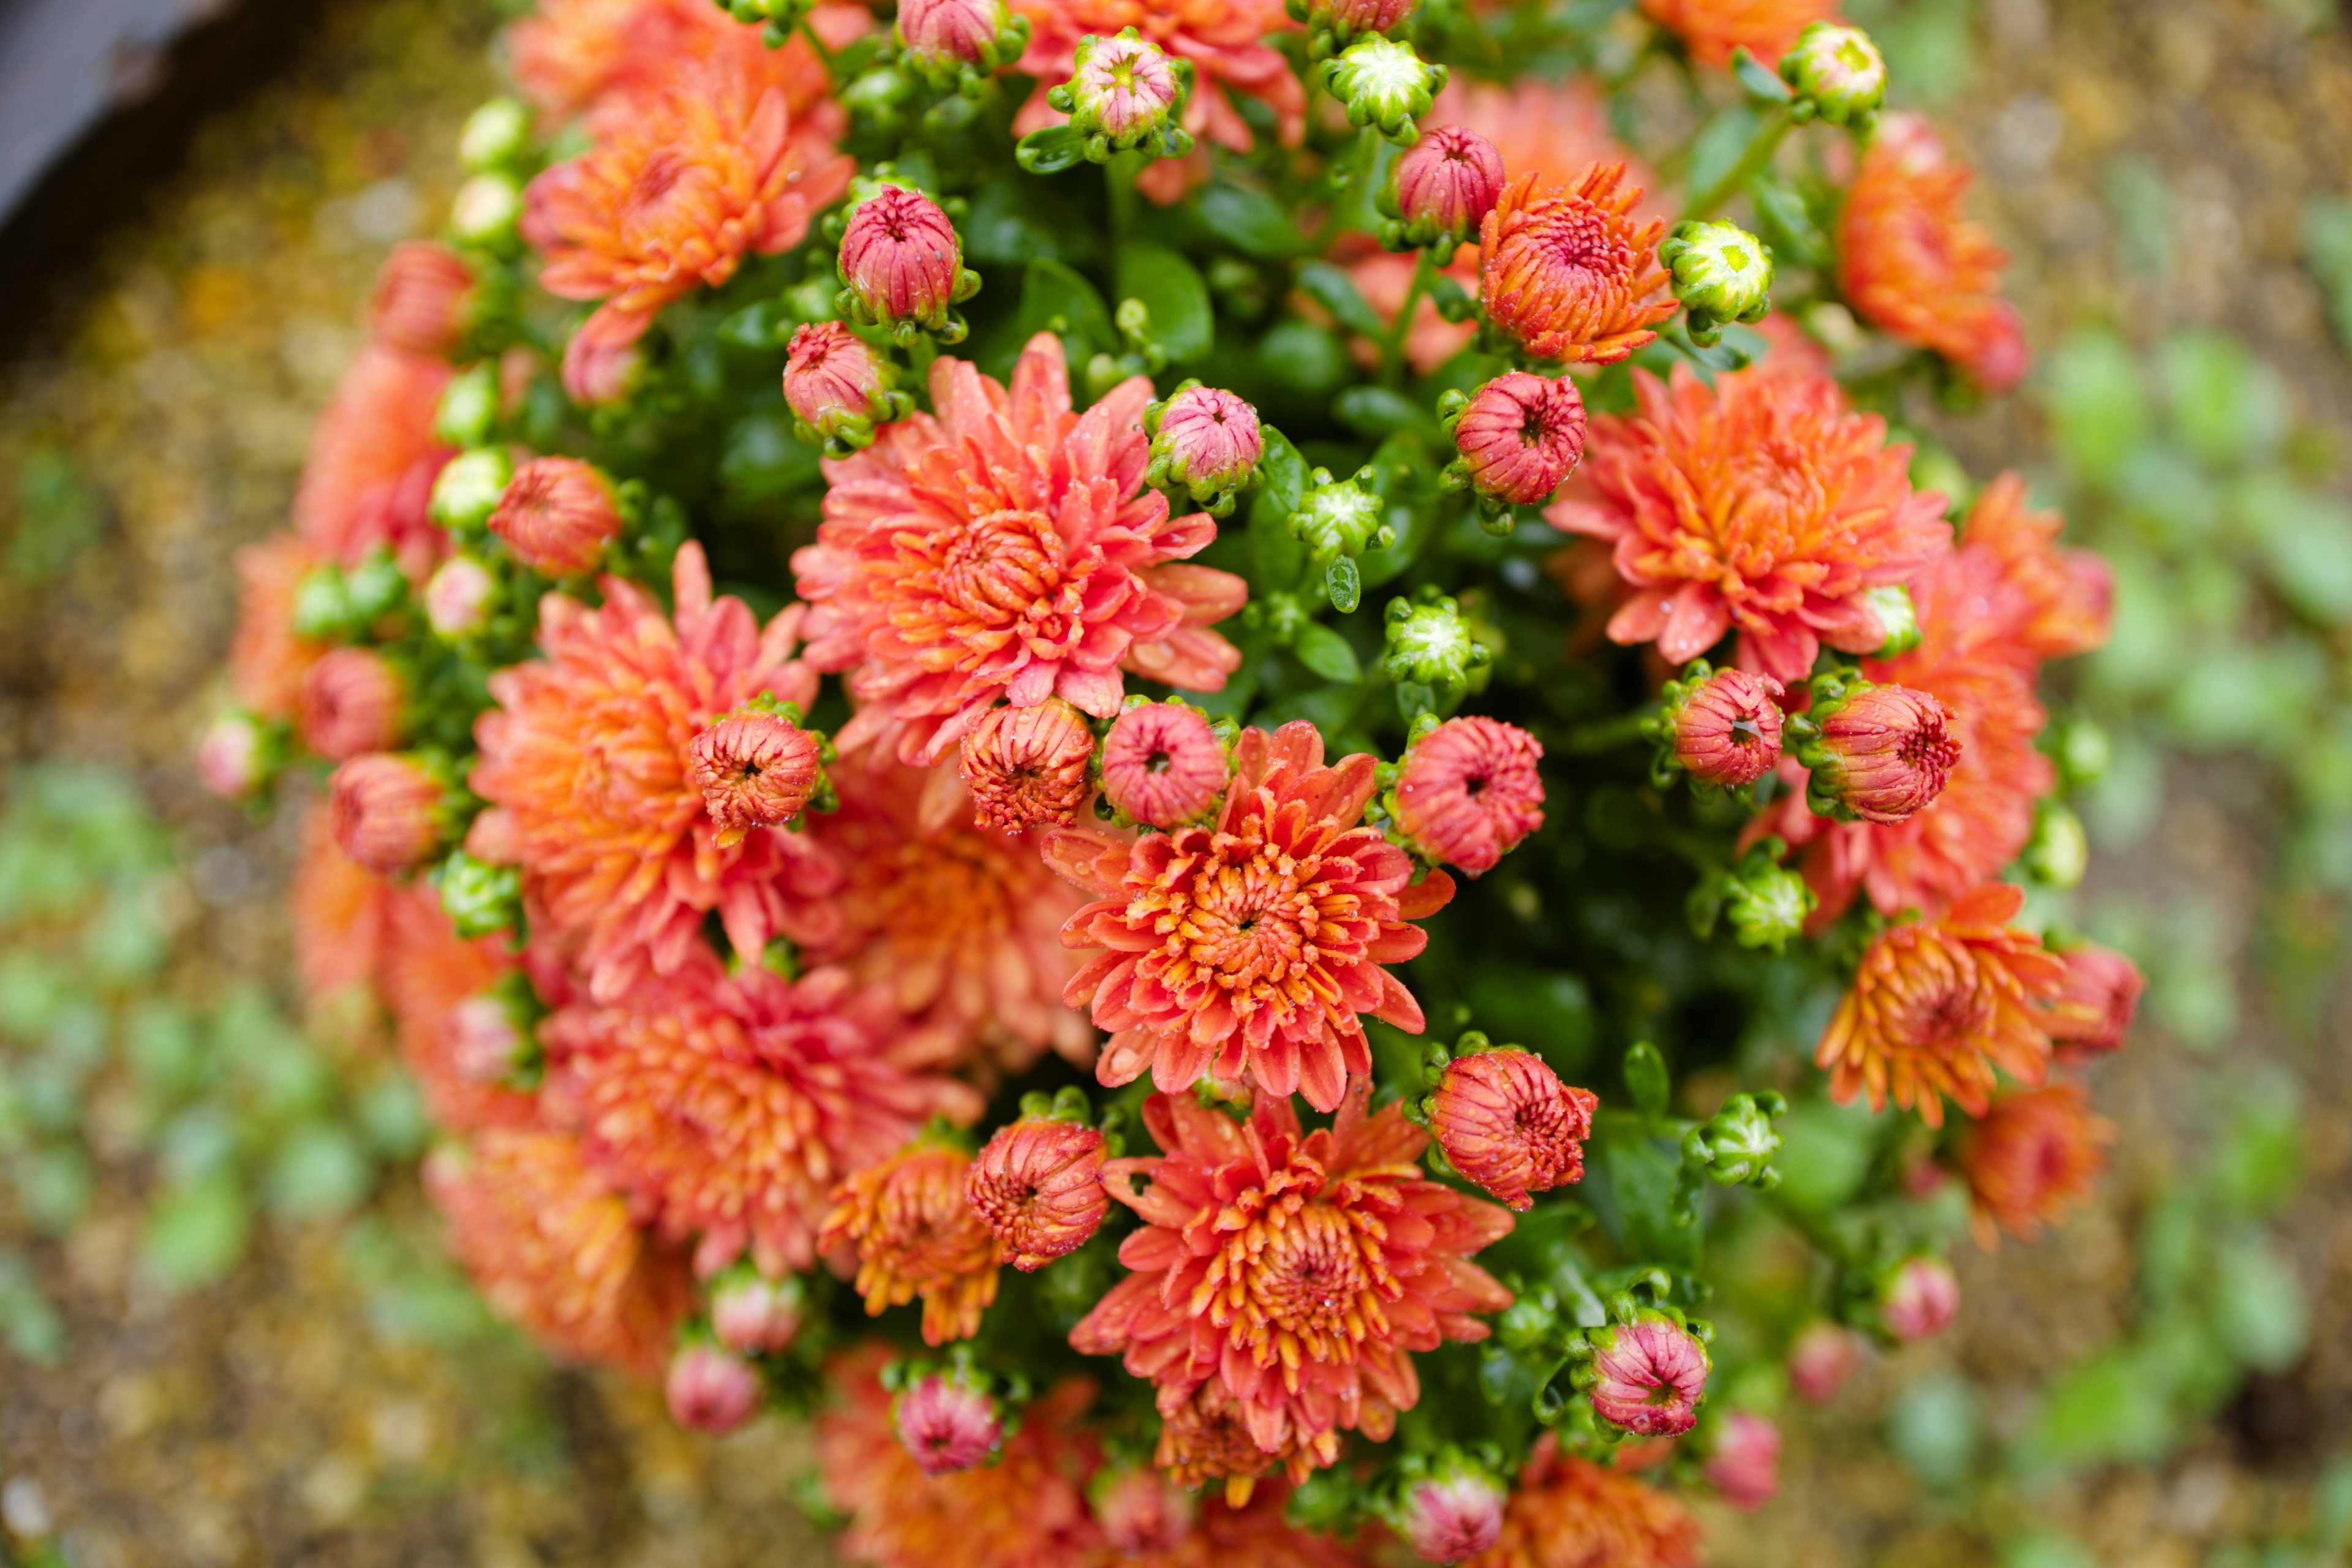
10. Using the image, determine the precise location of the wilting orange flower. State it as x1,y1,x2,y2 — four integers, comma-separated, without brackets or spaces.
523,53,854,398
810,760,1093,1072
289,804,393,1003
1841,113,2028,392
2046,941,2143,1060
228,532,326,722
293,343,453,579
1051,722,1454,1112
467,542,840,1005
424,1126,693,1377
1072,1087,1513,1492
544,957,981,1276
795,334,1246,767
508,0,858,121
378,888,540,1135
1638,0,1840,69
1815,881,2064,1127
1958,1084,2114,1246
1463,1436,1702,1568
820,1139,1001,1346
1479,167,1676,368
1548,361,1950,684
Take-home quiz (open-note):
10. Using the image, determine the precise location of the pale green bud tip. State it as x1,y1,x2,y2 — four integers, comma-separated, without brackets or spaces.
450,174,523,244
1780,23,1887,124
1858,584,1921,658
1659,220,1775,323
1725,861,1813,950
1383,598,1481,685
429,448,514,531
1322,37,1445,139
458,100,532,172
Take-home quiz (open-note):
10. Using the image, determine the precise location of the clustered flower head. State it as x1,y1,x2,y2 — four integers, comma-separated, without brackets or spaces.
1798,678,1962,824
1098,700,1229,829
1444,372,1588,508
820,1136,1001,1346
957,698,1097,831
835,183,982,343
1145,382,1264,516
1427,1042,1596,1211
1391,717,1547,876
1380,124,1504,258
1479,165,1678,366
1958,1084,2114,1245
1665,665,1786,788
489,456,623,576
963,1098,1109,1268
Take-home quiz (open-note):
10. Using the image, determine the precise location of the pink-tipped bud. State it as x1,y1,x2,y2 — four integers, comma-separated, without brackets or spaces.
561,312,643,407
1787,1321,1864,1404
300,647,405,761
1386,125,1505,250
1098,703,1227,829
897,0,1018,74
894,1372,1003,1476
368,241,475,358
1587,1316,1711,1438
1395,1468,1506,1563
1703,1411,1781,1512
783,320,890,441
687,710,824,848
2046,942,2144,1060
1393,716,1547,876
1427,1047,1594,1212
1145,383,1263,511
328,753,449,873
489,456,622,578
1064,31,1185,145
1092,1466,1196,1556
666,1343,763,1434
449,990,532,1085
1308,0,1420,39
197,712,269,801
710,1272,805,1355
1672,668,1785,788
959,699,1097,834
1450,372,1587,507
839,187,967,334
424,556,498,638
1879,1256,1959,1343
965,1114,1108,1270
1804,683,1959,824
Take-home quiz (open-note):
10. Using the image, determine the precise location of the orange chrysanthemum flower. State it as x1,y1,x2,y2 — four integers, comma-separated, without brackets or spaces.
424,1126,693,1377
795,334,1247,767
1958,1084,2114,1247
820,1139,1002,1346
522,53,854,396
1072,1087,1513,1492
1638,0,1840,69
1954,473,2113,663
293,343,454,579
379,887,540,1136
1815,882,2064,1127
544,956,981,1276
228,533,326,722
1841,113,2029,393
1050,722,1455,1113
508,0,857,121
1463,1436,1702,1568
289,804,393,1003
1479,167,1677,368
810,760,1093,1072
467,542,840,1005
1548,361,1950,684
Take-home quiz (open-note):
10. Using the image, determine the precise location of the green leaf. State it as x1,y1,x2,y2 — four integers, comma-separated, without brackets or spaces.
1014,124,1089,176
2044,330,2150,489
1258,320,1351,397
1325,556,1362,614
1246,431,1310,590
2026,1347,2176,1468
962,176,1100,266
2161,330,2288,470
1019,257,1117,363
718,415,822,502
1115,243,1214,363
1332,386,1430,440
1623,1041,1670,1120
1888,1374,1981,1488
266,1123,374,1220
2209,1235,2309,1374
1682,106,1762,216
140,1175,252,1293
1292,622,1362,684
1295,262,1387,341
0,1251,63,1364
1196,183,1303,258
1730,47,1793,102
1591,1134,1700,1268
2233,473,2352,625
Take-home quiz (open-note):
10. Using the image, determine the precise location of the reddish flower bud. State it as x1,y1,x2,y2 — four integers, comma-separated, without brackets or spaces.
1396,1468,1506,1563
1098,703,1227,829
368,241,474,358
1062,31,1186,146
1586,1316,1711,1438
1091,1466,1196,1556
1449,372,1588,507
1787,1320,1864,1404
687,710,824,849
1703,1411,1781,1512
1479,167,1677,366
965,1114,1108,1270
449,989,533,1085
2046,942,2144,1060
329,753,450,873
1879,1256,1959,1343
1145,383,1263,512
666,1343,763,1434
489,456,622,578
1306,0,1419,38
897,0,1022,76
783,321,891,443
300,648,405,761
1958,1084,2113,1246
197,712,269,801
1427,1047,1594,1210
839,187,967,336
1804,682,1959,824
710,1272,805,1355
1393,716,1547,876
958,698,1097,833
894,1371,1003,1476
1671,668,1785,788
1385,125,1506,252
424,556,497,638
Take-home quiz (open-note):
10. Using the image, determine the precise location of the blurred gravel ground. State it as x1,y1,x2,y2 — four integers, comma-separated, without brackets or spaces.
0,1,2346,1564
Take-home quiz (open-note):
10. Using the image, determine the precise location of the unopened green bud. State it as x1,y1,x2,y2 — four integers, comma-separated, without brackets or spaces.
438,848,522,940
344,550,409,625
458,99,532,173
429,447,513,534
1382,592,1490,693
450,173,523,250
1289,467,1391,614
1682,1091,1787,1189
1657,220,1773,345
1858,583,1921,658
292,565,355,640
1046,29,1194,160
1779,23,1886,129
435,361,501,449
2021,800,2089,888
1321,37,1446,143
1723,854,1813,951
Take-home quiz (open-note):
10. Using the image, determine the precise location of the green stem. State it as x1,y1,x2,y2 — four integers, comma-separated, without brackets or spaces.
1378,247,1439,386
1683,104,1793,221
1560,709,1656,756
1106,155,1140,252
795,13,838,75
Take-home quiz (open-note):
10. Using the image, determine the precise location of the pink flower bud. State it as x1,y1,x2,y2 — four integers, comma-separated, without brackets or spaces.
1427,1047,1594,1212
1879,1256,1959,1343
197,713,267,801
1091,1465,1196,1556
489,456,622,578
2046,942,2144,1060
897,0,1015,73
965,1114,1108,1270
1807,683,1959,824
686,710,824,849
1308,0,1420,38
424,556,497,638
1587,1316,1711,1438
368,241,475,358
1396,1468,1506,1563
1098,703,1227,829
959,698,1098,833
839,187,965,333
1787,1320,1864,1404
448,991,532,1084
1147,384,1263,507
1451,372,1587,507
666,1343,763,1434
1672,668,1785,788
300,647,405,761
560,308,644,407
1393,715,1547,876
1066,32,1184,143
894,1372,1003,1476
328,753,448,873
1703,1411,1781,1512
783,320,889,440
1387,125,1504,247
709,1273,804,1355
